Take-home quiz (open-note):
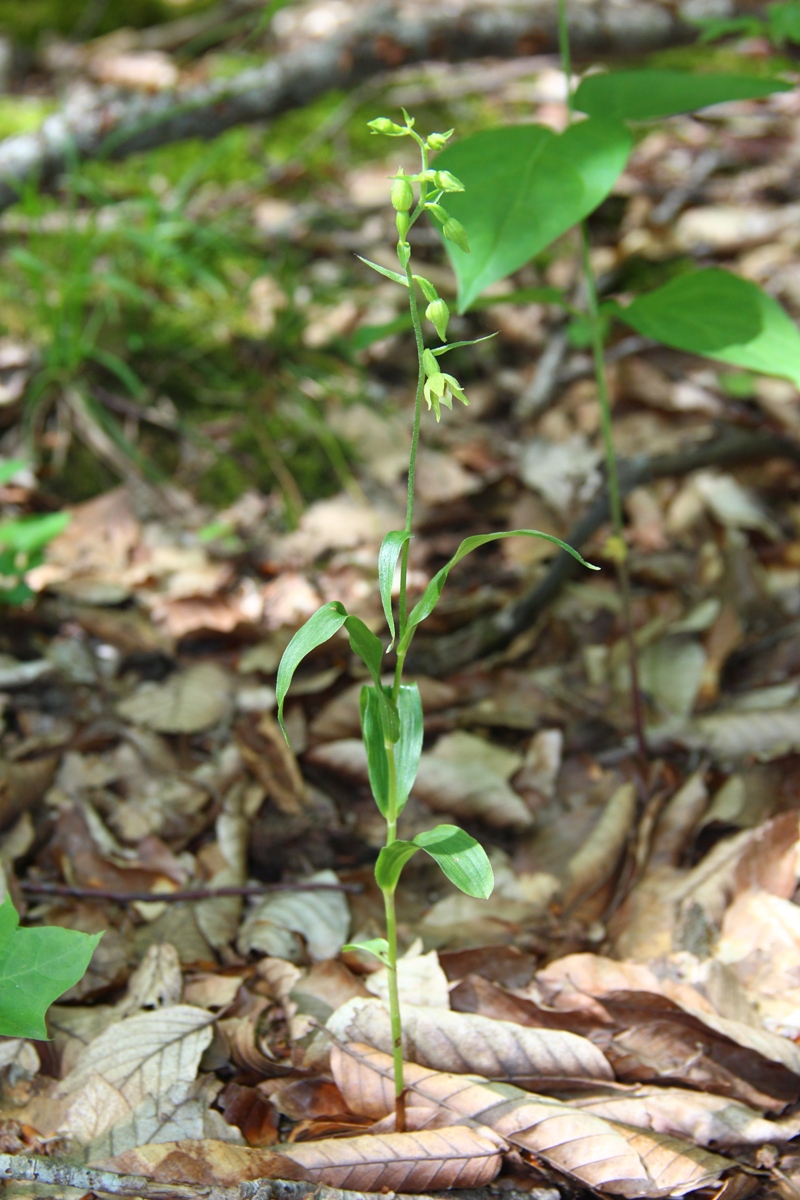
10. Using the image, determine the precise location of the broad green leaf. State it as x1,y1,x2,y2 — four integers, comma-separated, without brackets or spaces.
375,840,420,892
378,530,411,648
0,512,69,555
414,824,494,899
360,683,423,817
0,897,101,1039
470,286,567,310
434,118,631,311
360,685,390,816
277,602,388,739
574,70,791,123
618,269,800,387
341,938,391,966
0,460,27,486
395,684,423,812
398,531,598,653
356,256,409,287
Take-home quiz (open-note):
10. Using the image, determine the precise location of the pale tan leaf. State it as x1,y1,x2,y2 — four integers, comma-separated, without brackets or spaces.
275,1126,503,1191
674,708,800,761
333,1045,730,1197
305,739,533,829
572,1086,800,1149
58,1004,215,1107
331,996,614,1082
118,943,182,1015
364,945,450,1010
117,663,232,733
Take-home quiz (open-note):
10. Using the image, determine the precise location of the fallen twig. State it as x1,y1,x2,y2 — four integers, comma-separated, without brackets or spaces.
0,0,735,213
21,880,361,903
407,424,800,675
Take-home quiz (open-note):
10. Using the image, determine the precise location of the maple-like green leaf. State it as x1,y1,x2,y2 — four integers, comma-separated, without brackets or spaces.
0,897,101,1039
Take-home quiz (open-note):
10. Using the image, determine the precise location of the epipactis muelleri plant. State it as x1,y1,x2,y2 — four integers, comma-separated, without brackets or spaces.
276,111,598,1129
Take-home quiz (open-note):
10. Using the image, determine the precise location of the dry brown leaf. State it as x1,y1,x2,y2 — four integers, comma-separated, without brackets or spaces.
236,712,307,814
571,1085,800,1149
329,996,614,1082
306,739,532,829
117,663,232,733
107,1127,502,1191
275,1125,503,1191
563,782,637,906
237,869,350,963
673,708,800,761
332,1045,730,1197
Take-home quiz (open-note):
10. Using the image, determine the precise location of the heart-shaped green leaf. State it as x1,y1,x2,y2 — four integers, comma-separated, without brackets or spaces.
0,897,101,1039
618,269,800,387
433,118,632,312
574,69,791,123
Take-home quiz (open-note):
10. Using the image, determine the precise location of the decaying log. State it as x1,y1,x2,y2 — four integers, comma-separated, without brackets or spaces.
406,425,800,676
0,0,751,214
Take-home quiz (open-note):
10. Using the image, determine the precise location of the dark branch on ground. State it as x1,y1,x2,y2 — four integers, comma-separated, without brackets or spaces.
0,0,746,214
406,424,800,676
21,880,361,903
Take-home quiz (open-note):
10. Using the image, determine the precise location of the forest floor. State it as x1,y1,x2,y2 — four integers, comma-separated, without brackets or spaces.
2,6,800,1198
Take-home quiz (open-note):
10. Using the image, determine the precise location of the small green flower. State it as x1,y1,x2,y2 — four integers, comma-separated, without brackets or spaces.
368,117,408,136
391,175,414,212
425,298,450,342
423,368,469,421
442,217,470,253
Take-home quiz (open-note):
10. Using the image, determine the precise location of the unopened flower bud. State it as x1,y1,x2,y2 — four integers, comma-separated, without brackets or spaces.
391,176,414,212
396,211,411,240
396,241,411,268
425,298,450,342
367,117,407,136
443,217,470,253
426,129,454,150
415,276,438,303
433,170,465,193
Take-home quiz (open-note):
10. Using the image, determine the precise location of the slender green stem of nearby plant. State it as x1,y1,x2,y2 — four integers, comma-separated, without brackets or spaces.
558,0,647,758
382,740,406,1130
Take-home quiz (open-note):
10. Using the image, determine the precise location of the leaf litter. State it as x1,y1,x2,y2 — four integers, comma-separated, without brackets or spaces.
3,13,800,1200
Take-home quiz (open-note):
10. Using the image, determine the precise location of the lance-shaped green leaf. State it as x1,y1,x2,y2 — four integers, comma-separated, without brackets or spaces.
433,118,631,312
574,69,791,123
360,683,424,817
360,685,390,816
398,531,598,653
356,256,409,287
415,824,494,899
378,530,412,648
341,938,391,966
395,684,423,811
374,824,494,898
617,269,800,388
0,897,101,1039
431,333,497,357
277,602,389,740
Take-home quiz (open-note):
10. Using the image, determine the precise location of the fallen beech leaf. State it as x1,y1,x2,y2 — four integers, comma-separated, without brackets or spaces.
333,1045,730,1196
58,1004,215,1105
571,1085,800,1149
275,1125,503,1191
330,996,614,1082
672,709,800,761
117,664,232,734
237,869,350,963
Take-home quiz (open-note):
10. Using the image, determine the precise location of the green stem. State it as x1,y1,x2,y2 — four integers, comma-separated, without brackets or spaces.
558,0,647,758
382,739,405,1130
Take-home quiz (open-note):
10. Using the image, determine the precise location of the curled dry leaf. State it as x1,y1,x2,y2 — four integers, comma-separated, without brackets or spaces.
329,996,614,1082
116,663,232,734
332,1044,732,1197
563,782,637,907
237,869,350,963
274,1125,503,1191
